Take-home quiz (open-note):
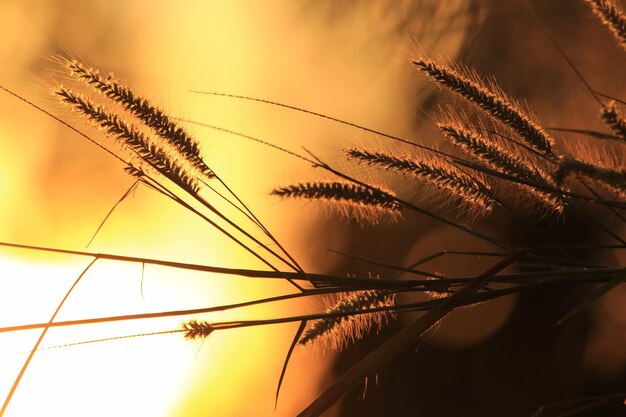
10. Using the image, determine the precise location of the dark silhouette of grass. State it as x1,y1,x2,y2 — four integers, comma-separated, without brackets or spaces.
0,1,625,416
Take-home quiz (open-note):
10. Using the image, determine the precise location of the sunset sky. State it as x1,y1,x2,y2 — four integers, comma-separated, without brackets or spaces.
1,1,624,417
0,2,472,416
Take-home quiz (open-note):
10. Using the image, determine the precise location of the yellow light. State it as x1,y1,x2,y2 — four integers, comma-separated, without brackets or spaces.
0,255,219,417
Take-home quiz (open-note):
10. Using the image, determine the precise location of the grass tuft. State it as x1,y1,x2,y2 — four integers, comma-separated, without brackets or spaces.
299,289,396,351
601,100,626,141
182,320,215,340
55,86,201,193
271,181,402,225
437,119,565,214
413,58,556,158
64,58,215,180
585,0,626,50
346,147,495,214
555,157,626,200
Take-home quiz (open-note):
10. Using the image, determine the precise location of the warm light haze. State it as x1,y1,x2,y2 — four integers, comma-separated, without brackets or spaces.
1,1,625,417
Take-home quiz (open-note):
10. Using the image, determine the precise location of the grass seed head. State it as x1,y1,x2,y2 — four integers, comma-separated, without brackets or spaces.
413,58,555,158
299,289,396,351
271,181,402,225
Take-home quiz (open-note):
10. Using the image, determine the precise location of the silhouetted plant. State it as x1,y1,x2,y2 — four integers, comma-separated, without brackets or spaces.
0,1,625,417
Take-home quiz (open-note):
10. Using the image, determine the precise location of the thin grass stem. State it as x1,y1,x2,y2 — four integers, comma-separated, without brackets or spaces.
0,258,98,417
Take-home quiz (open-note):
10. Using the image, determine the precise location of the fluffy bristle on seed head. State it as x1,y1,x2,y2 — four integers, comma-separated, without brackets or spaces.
55,85,201,193
585,0,626,50
62,57,215,180
299,289,396,352
436,119,564,214
346,147,495,217
601,101,626,141
182,320,215,340
554,157,626,200
271,181,402,225
413,58,555,158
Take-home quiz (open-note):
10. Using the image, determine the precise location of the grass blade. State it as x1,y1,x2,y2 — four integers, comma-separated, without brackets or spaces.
556,267,626,325
275,320,307,409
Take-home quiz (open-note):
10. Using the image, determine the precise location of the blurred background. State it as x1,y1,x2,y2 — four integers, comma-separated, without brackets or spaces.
0,0,624,416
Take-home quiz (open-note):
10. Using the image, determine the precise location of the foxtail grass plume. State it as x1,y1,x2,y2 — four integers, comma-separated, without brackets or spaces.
585,0,626,50
299,289,396,351
413,58,555,158
346,148,495,214
437,120,565,214
55,86,200,193
424,275,451,299
554,157,626,199
437,121,543,182
601,100,626,141
63,58,214,180
182,320,215,340
271,181,401,224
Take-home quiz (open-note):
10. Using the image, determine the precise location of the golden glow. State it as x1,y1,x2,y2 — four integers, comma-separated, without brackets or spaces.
0,1,472,416
0,254,219,417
